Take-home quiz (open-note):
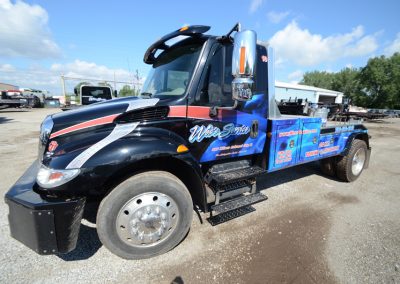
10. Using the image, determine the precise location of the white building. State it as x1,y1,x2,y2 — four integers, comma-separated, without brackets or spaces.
275,81,343,104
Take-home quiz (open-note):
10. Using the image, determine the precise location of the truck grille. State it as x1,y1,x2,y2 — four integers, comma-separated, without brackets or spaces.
116,106,170,123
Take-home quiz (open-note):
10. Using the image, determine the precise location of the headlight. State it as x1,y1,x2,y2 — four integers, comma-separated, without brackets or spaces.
36,165,80,189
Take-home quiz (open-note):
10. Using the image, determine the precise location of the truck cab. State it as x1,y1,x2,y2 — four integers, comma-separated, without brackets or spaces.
5,24,371,260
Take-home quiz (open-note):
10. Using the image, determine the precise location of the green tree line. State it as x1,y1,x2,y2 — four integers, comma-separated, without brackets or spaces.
300,53,400,109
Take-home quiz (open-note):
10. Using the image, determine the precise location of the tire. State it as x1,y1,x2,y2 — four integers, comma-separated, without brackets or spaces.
96,171,193,259
336,139,367,182
30,96,41,108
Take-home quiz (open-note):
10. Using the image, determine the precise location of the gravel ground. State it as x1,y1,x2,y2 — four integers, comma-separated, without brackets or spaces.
0,108,399,284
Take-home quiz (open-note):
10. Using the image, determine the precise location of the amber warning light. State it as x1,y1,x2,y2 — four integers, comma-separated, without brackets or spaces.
239,47,246,74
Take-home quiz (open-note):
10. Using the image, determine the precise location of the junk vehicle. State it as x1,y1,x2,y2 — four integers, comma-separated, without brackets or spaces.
5,24,371,259
1,90,28,109
0,89,40,109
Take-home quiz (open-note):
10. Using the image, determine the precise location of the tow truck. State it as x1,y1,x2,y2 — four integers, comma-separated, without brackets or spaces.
5,24,371,259
62,84,117,110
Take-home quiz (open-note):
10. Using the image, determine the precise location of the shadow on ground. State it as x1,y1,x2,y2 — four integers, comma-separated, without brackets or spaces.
0,117,14,124
257,161,338,191
57,162,338,261
57,202,102,261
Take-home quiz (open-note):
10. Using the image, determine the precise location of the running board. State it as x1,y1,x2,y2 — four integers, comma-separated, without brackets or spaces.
207,206,256,226
211,192,267,214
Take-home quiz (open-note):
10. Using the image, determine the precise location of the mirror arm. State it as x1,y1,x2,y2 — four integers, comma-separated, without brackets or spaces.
209,101,239,117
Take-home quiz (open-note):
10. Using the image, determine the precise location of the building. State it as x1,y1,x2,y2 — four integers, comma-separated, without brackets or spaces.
275,81,343,104
0,82,18,91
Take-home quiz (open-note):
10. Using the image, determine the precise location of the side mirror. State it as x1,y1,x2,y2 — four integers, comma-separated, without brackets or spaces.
231,30,257,102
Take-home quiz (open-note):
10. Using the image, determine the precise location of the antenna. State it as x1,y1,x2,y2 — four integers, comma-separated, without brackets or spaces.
224,22,241,39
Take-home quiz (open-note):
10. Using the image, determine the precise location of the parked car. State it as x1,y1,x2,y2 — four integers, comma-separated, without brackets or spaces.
383,110,399,118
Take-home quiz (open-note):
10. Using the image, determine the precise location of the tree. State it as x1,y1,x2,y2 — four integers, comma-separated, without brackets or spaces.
332,68,366,107
300,71,335,89
298,53,400,108
359,53,400,109
119,85,135,97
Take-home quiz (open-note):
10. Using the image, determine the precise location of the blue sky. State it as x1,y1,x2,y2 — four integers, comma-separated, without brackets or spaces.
1,0,399,94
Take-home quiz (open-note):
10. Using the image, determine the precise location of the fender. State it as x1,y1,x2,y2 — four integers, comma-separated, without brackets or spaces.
340,132,371,169
43,126,207,210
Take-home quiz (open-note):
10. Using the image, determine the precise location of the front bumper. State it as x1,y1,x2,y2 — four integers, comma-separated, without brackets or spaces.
4,160,85,255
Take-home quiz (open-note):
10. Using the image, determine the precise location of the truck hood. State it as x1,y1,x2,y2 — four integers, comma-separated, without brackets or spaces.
51,97,160,136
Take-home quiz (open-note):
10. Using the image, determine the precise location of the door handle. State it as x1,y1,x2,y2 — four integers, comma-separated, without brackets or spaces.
250,120,259,138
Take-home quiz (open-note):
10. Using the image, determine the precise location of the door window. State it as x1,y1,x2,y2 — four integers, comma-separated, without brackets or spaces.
196,44,234,107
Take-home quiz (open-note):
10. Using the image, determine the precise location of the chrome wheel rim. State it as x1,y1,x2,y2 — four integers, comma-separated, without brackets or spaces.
116,192,179,248
352,148,366,176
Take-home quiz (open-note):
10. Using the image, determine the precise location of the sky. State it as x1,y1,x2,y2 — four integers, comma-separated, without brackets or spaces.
0,0,399,94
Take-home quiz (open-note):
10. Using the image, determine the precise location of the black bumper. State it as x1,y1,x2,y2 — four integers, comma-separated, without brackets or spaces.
4,160,86,255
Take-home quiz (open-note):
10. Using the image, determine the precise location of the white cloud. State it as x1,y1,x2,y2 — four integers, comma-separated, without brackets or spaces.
287,70,303,82
50,60,134,83
0,63,15,72
249,0,263,14
384,33,400,56
267,11,290,24
0,60,140,94
0,0,61,59
269,21,379,67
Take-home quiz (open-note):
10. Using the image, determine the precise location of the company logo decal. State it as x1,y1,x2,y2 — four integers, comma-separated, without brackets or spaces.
278,129,317,138
48,141,58,152
189,123,250,143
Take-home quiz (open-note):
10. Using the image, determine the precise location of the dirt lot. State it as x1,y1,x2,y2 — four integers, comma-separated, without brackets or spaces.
0,108,399,284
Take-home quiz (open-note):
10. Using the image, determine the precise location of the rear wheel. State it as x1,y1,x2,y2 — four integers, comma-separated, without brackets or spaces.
96,171,193,259
336,139,367,182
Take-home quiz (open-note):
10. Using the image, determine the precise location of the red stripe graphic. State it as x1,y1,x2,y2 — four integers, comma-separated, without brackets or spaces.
50,113,120,139
168,106,187,118
169,106,238,121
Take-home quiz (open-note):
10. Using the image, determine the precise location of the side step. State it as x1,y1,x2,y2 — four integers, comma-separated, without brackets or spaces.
207,206,256,226
207,193,268,226
211,192,268,214
207,166,266,186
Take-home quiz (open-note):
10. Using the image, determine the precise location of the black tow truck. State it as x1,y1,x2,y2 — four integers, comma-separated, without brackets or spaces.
5,24,371,259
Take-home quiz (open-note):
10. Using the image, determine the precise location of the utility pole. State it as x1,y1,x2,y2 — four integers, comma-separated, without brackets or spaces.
61,75,66,104
114,71,116,91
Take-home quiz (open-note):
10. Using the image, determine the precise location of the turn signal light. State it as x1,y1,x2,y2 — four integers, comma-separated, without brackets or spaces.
179,26,189,32
239,46,246,74
177,144,189,153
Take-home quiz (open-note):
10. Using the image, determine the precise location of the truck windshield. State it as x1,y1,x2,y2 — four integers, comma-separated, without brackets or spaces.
141,43,203,98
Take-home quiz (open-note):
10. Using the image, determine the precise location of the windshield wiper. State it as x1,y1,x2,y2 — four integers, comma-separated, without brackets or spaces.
140,92,153,98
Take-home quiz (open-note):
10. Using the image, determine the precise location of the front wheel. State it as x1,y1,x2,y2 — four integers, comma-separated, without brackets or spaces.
336,139,368,182
96,171,193,259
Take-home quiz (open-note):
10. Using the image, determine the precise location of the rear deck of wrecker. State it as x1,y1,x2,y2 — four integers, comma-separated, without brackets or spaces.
205,115,367,226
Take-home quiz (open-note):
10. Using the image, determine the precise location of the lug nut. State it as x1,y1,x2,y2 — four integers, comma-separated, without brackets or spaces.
136,211,143,218
161,212,167,220
146,207,151,214
155,207,161,215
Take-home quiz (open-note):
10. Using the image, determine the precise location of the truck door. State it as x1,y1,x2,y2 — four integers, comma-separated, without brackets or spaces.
188,43,267,163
